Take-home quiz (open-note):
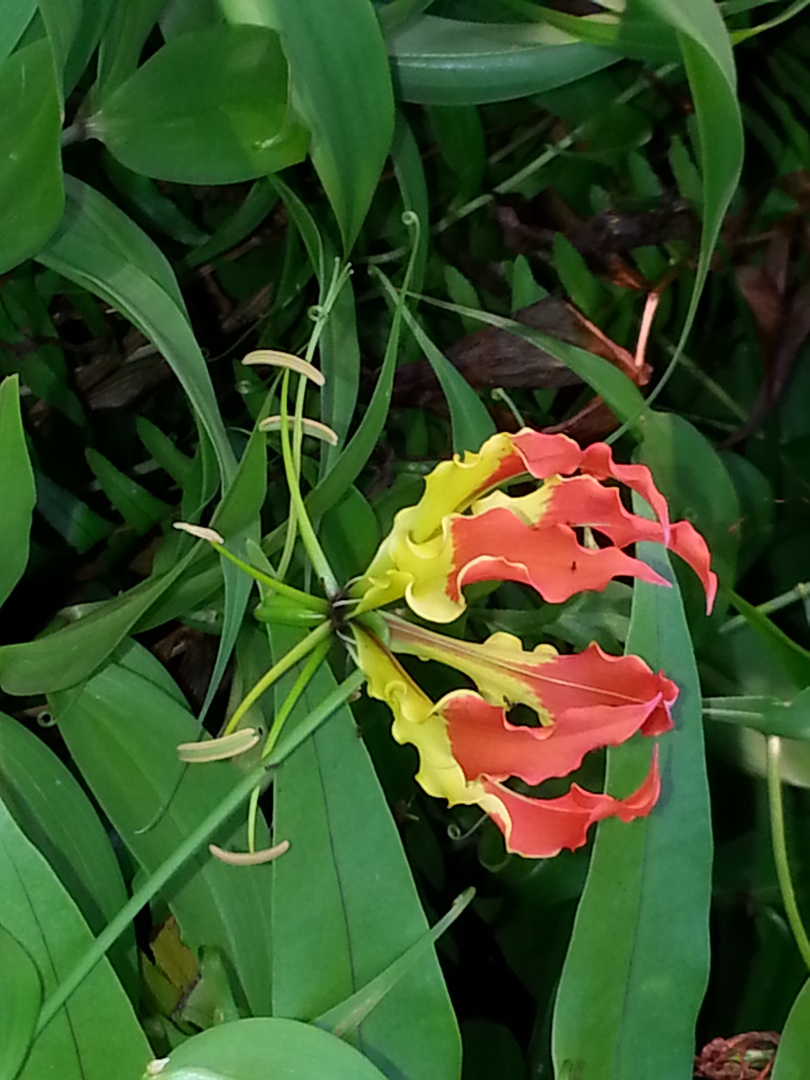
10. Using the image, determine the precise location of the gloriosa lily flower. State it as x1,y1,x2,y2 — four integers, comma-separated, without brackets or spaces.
350,429,716,859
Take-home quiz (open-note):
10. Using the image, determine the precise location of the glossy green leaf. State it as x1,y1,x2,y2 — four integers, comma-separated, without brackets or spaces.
316,888,474,1038
0,0,35,65
62,0,116,95
51,644,275,1016
0,789,150,1080
0,39,63,274
96,0,165,100
0,712,135,993
0,925,40,1080
0,376,36,609
230,0,394,249
387,16,622,105
38,177,235,481
270,628,461,1080
86,448,171,534
553,514,712,1079
37,0,82,107
772,979,810,1080
92,24,308,184
158,1017,389,1080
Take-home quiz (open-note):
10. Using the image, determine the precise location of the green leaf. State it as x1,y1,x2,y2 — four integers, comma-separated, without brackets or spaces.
0,712,136,994
772,979,810,1080
182,180,278,270
37,0,82,108
269,628,461,1080
0,0,35,65
158,1017,389,1080
637,0,744,398
387,16,621,105
0,546,197,695
86,448,172,534
230,0,394,250
377,270,496,454
316,888,474,1038
96,0,164,100
34,470,115,554
0,925,41,1080
38,177,236,482
0,376,36,609
0,789,151,1080
704,691,810,740
553,514,712,1079
52,644,275,1016
727,591,810,689
92,24,308,184
0,39,63,274
104,153,211,246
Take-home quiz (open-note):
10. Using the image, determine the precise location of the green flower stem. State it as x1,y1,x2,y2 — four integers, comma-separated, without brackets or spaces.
766,735,810,971
223,619,333,736
210,539,328,612
35,668,365,1037
261,638,331,760
278,369,339,595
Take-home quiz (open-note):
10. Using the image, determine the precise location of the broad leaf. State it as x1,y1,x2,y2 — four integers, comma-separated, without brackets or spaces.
553,511,712,1079
0,39,63,273
92,24,308,184
0,376,36,609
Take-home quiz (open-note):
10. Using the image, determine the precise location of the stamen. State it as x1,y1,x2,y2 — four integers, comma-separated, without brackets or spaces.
173,522,225,545
177,728,261,762
259,416,338,446
242,349,325,386
209,839,291,865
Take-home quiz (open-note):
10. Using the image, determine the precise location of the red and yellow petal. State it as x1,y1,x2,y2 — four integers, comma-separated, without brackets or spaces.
439,690,663,786
474,475,717,611
386,615,677,735
481,749,661,858
403,509,669,621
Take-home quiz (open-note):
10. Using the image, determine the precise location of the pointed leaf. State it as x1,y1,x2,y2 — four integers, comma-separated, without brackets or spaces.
0,925,41,1080
51,644,275,1016
553,501,712,1079
0,790,150,1080
270,627,461,1080
0,39,63,273
93,24,308,184
0,376,36,609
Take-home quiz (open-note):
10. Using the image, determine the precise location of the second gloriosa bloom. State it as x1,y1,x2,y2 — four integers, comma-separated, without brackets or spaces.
350,429,716,858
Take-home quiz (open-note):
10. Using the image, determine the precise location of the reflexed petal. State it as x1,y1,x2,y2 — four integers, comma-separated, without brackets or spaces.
440,690,663,785
404,509,669,621
474,475,717,611
511,431,671,540
481,749,661,858
386,615,677,735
